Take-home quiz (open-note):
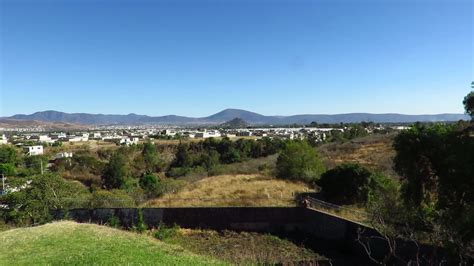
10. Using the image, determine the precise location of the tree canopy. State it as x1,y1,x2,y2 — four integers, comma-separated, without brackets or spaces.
393,123,474,260
101,152,131,189
317,163,373,204
463,89,474,118
276,140,325,183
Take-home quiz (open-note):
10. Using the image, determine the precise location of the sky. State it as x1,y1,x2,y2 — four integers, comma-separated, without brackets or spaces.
0,0,472,117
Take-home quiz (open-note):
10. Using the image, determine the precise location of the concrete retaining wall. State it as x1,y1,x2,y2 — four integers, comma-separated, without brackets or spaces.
56,207,373,241
53,207,442,264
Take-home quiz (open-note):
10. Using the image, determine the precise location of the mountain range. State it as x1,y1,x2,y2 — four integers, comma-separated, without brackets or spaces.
2,109,469,126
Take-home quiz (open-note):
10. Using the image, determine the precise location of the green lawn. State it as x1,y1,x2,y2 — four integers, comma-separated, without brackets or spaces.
0,221,225,265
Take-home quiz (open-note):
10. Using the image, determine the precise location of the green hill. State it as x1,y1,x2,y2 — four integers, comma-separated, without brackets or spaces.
0,221,224,265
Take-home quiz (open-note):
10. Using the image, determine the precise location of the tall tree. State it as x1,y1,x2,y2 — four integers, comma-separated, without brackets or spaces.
101,152,130,189
276,140,325,183
142,142,163,173
463,83,474,119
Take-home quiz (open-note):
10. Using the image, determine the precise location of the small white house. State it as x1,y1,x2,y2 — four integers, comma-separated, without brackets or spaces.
120,137,139,146
195,130,221,139
0,134,7,145
24,145,44,156
164,129,177,136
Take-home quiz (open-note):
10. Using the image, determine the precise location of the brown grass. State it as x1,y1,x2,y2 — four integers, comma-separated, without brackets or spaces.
144,174,313,207
318,134,399,178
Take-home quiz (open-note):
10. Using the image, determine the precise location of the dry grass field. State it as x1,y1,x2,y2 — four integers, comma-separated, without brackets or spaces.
318,134,399,178
145,174,312,207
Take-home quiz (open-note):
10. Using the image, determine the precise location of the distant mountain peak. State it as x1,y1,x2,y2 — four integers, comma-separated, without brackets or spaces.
5,109,470,125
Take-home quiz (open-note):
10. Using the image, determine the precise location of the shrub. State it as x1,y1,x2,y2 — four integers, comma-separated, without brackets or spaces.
107,215,121,228
0,145,18,165
317,163,373,204
0,163,16,176
139,173,158,191
101,152,131,189
132,209,147,233
1,173,90,225
166,167,191,178
154,223,180,240
276,140,325,183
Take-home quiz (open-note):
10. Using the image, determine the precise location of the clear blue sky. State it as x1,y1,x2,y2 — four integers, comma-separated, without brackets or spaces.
1,0,472,117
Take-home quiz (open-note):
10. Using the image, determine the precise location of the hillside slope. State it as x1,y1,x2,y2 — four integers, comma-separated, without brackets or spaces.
0,221,223,265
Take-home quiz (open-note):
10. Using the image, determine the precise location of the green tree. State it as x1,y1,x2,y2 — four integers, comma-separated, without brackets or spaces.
24,155,49,174
139,173,158,191
463,87,474,118
101,152,131,189
0,146,18,165
1,173,90,225
220,147,241,164
393,123,474,261
0,163,16,176
393,123,452,207
276,140,325,183
317,163,373,204
199,149,220,174
173,143,194,168
142,142,163,173
344,125,368,139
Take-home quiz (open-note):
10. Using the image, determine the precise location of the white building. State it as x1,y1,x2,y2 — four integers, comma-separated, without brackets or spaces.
24,145,44,156
120,137,139,146
55,152,73,159
0,134,7,145
195,130,221,138
164,129,177,136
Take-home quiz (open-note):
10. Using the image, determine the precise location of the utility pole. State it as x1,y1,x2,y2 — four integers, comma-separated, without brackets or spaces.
40,161,44,175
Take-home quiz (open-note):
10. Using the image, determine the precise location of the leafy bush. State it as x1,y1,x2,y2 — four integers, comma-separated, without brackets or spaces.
0,145,18,165
132,209,147,233
154,223,180,240
1,173,90,225
276,140,325,183
393,123,474,261
0,163,16,176
317,163,373,204
166,167,191,178
139,173,158,191
101,152,131,189
107,215,121,228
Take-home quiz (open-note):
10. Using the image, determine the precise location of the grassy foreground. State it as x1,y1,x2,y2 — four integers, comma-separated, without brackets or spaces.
0,221,224,265
161,228,324,264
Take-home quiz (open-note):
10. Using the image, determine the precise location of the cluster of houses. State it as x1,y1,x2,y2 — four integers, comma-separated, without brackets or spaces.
0,123,404,157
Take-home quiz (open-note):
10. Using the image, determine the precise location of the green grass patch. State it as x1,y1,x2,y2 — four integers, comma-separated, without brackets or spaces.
157,226,325,264
0,221,224,265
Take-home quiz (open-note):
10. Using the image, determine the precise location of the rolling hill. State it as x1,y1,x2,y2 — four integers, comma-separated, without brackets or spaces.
3,109,469,125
